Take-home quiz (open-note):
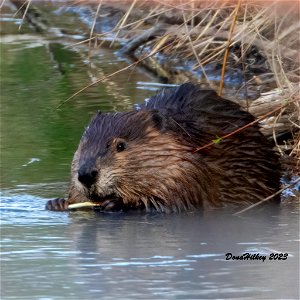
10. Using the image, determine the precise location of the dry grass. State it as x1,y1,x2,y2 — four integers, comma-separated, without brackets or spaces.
14,0,300,165
82,0,300,164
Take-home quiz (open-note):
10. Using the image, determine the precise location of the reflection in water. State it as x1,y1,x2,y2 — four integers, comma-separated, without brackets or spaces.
1,4,299,300
0,36,157,189
1,188,299,299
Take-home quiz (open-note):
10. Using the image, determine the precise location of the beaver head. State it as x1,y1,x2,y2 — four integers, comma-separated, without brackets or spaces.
71,108,219,213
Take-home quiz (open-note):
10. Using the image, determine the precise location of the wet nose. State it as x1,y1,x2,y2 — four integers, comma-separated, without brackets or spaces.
78,161,98,188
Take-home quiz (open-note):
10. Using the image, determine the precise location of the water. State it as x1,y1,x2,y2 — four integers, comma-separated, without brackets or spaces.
1,5,299,300
1,193,299,299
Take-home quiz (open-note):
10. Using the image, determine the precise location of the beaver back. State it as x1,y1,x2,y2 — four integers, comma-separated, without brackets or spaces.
68,83,280,212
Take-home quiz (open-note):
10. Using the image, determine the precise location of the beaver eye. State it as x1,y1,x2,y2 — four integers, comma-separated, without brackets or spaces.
116,142,126,152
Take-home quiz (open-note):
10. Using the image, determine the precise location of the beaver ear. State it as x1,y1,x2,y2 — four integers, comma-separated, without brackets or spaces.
150,110,168,131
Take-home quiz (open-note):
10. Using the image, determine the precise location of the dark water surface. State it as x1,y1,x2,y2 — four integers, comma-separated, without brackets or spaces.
1,5,299,300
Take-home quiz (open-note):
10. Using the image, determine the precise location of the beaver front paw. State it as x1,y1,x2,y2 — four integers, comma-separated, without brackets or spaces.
100,198,124,212
45,198,69,211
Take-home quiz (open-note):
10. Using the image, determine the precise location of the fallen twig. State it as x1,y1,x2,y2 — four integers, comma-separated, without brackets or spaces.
218,0,241,97
234,177,300,215
193,101,288,153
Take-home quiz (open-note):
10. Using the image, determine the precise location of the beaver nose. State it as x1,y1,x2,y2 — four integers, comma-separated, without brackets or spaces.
78,162,98,188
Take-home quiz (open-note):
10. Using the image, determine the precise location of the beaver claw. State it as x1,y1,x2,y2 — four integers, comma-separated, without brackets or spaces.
45,198,69,211
99,198,124,212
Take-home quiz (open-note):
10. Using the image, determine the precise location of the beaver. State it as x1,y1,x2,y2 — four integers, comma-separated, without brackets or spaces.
46,83,280,213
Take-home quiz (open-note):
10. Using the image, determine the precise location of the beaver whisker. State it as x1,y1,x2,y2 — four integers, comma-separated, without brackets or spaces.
140,197,149,211
149,197,161,212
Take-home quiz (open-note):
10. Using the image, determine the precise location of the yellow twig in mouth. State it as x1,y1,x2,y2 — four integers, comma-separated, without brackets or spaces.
68,201,101,210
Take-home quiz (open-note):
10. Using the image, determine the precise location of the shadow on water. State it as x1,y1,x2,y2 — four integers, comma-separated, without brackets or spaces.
1,3,299,300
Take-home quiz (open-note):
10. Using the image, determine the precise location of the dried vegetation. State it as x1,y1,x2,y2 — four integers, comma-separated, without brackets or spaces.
12,0,300,171
83,0,300,169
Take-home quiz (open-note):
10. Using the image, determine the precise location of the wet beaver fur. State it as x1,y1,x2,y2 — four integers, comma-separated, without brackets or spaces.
46,83,280,213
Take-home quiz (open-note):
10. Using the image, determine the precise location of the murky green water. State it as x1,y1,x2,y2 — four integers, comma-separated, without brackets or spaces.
1,4,299,300
0,33,154,190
